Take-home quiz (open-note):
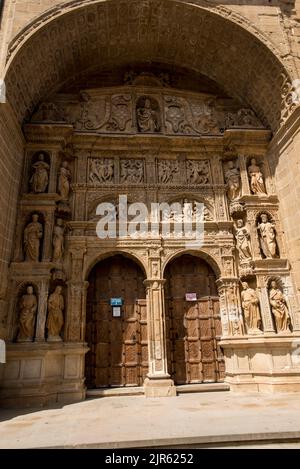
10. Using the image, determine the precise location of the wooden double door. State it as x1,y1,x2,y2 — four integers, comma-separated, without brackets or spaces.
165,254,225,384
85,255,148,388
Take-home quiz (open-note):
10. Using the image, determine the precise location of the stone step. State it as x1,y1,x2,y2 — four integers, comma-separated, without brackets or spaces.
86,382,230,398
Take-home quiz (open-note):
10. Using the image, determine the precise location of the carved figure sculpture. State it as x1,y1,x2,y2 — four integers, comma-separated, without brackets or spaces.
258,213,278,259
58,161,71,199
52,219,65,263
47,286,65,341
235,219,252,262
248,158,267,195
17,286,37,342
137,98,160,132
241,282,262,334
24,214,43,262
121,160,144,183
158,160,178,184
269,281,290,333
224,160,241,201
30,154,50,193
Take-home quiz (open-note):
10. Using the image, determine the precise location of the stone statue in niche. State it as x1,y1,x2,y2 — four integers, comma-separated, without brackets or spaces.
30,154,50,193
17,286,37,342
158,160,179,184
186,160,210,184
136,97,160,133
235,219,252,262
57,161,71,200
241,282,262,334
120,160,144,183
269,280,290,333
258,213,278,259
248,158,267,195
89,159,114,183
24,214,43,262
52,218,65,263
46,286,65,342
224,160,241,201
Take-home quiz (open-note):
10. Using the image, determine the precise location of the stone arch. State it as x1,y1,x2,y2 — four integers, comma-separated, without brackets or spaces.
162,248,221,279
3,0,295,131
84,249,148,281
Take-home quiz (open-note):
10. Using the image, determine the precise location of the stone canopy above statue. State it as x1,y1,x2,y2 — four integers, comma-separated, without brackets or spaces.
30,83,265,137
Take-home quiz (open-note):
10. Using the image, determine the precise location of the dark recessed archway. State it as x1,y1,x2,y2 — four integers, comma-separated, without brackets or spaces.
4,0,293,131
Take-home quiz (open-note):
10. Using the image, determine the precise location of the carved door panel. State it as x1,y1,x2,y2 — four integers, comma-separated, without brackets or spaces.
85,255,148,388
165,254,225,384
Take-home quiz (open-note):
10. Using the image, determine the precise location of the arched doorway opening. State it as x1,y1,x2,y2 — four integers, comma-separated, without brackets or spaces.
85,254,148,389
164,254,225,384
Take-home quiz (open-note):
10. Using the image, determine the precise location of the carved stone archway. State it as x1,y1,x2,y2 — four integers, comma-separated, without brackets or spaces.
3,0,295,131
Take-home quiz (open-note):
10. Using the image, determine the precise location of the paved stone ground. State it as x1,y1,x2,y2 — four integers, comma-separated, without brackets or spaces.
1,391,300,448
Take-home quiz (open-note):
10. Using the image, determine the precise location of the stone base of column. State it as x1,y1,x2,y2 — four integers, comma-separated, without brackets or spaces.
144,376,177,398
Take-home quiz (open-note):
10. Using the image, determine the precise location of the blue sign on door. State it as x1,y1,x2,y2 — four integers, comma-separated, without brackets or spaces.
110,298,123,306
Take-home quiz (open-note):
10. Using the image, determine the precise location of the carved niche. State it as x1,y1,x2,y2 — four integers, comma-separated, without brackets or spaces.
136,96,161,133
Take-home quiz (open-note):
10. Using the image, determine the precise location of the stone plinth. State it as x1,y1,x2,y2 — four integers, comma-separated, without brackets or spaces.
144,376,177,398
220,335,300,392
0,342,89,407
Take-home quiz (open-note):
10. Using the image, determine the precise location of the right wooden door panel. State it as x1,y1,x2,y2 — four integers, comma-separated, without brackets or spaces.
165,254,225,385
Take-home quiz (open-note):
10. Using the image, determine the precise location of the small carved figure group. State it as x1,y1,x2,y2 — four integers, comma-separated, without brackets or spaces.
137,98,160,133
17,285,65,342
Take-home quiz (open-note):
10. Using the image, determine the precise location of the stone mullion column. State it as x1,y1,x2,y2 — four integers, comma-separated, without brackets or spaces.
143,278,176,397
13,214,27,262
215,189,227,221
48,150,58,194
35,279,50,342
247,210,261,260
114,155,120,184
256,281,275,333
74,152,88,221
145,155,156,184
217,278,245,337
238,154,250,196
42,210,55,262
65,245,87,342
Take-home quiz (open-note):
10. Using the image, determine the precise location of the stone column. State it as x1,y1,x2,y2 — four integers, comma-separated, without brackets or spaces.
48,150,58,194
143,278,176,397
238,154,250,196
217,278,245,337
13,213,27,262
35,279,49,342
42,210,55,262
65,281,89,342
257,285,275,333
145,155,156,184
65,244,87,342
247,209,261,260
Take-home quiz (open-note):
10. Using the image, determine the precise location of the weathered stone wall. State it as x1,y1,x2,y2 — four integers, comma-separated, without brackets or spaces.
0,103,25,339
269,109,300,308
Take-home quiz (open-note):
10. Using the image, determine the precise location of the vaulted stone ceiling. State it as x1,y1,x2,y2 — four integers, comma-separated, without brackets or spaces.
5,0,292,130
